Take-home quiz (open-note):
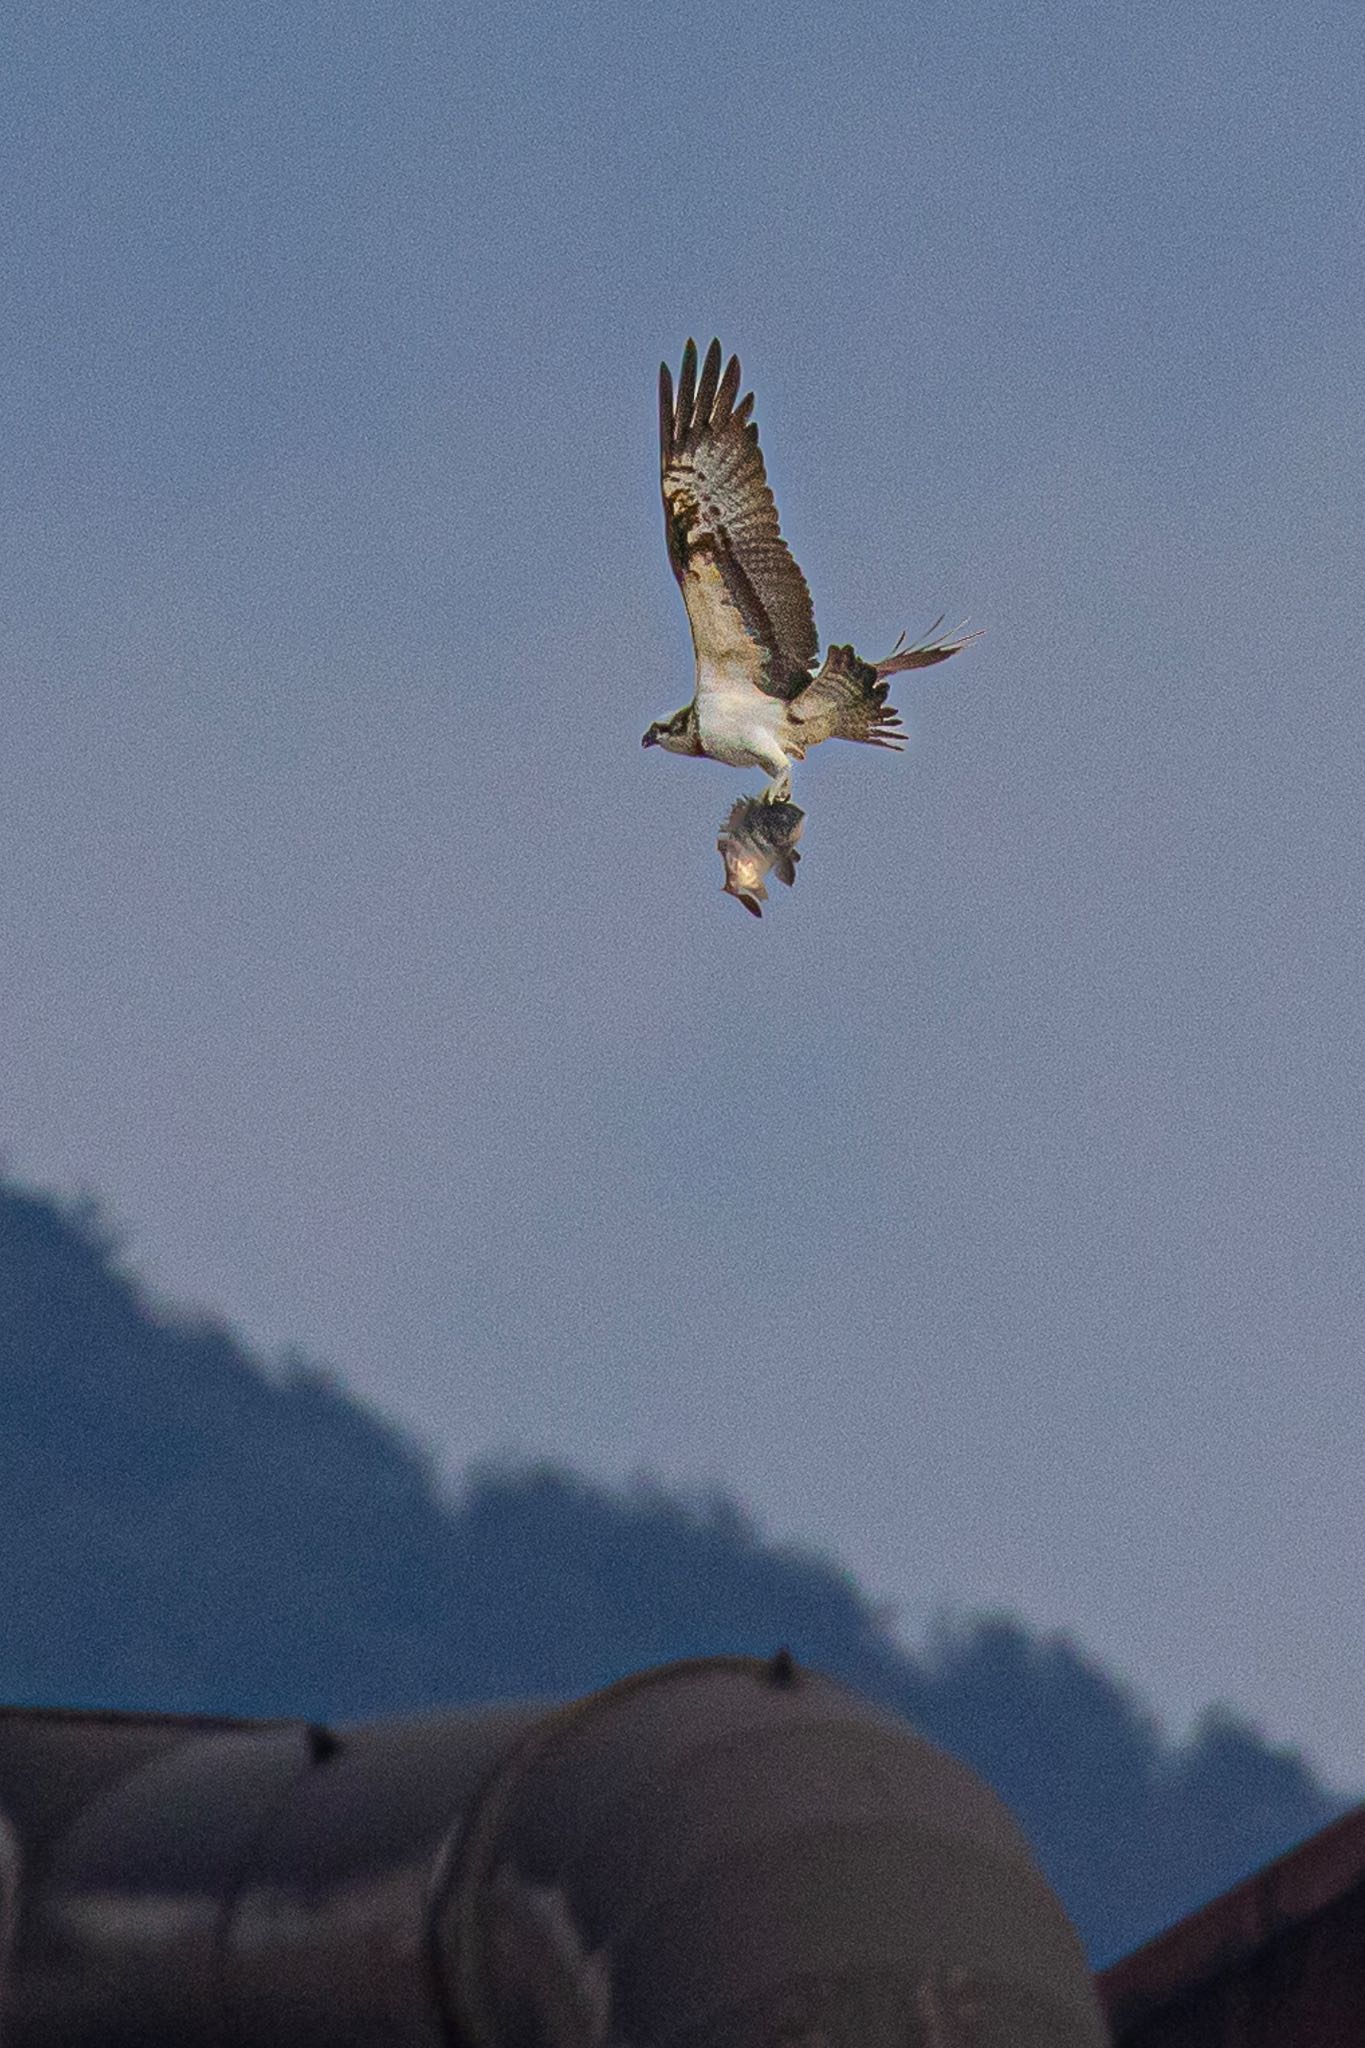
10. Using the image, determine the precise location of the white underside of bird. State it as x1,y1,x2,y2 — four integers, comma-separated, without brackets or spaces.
683,558,799,789
695,672,796,786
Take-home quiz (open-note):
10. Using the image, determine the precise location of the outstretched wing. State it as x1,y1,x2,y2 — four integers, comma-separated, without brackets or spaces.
660,339,818,702
787,625,979,746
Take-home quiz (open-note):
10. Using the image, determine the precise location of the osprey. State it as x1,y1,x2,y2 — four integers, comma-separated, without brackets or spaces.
644,338,974,804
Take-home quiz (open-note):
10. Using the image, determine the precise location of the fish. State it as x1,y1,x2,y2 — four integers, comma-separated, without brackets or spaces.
716,796,806,917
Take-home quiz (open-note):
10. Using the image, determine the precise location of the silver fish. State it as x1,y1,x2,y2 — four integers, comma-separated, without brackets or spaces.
716,796,805,916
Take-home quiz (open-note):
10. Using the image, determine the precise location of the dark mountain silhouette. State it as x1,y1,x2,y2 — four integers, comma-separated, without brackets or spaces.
0,1176,1349,1964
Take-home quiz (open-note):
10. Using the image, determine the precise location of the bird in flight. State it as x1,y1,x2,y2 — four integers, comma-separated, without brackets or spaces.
644,338,974,806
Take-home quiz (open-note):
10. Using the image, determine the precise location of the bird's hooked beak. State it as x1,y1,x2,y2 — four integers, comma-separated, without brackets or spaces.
642,727,660,748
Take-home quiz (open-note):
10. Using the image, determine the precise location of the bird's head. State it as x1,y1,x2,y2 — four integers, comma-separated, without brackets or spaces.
642,707,697,755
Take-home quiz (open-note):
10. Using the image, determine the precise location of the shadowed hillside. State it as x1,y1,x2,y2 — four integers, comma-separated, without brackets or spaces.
0,1177,1349,1964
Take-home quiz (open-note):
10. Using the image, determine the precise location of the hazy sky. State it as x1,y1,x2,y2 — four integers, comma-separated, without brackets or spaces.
4,3,1363,1781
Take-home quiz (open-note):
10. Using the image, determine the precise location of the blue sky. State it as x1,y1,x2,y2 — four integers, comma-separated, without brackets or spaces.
4,1,1364,1779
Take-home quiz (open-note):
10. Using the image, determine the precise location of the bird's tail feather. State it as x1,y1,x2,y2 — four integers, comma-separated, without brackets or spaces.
873,618,981,678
